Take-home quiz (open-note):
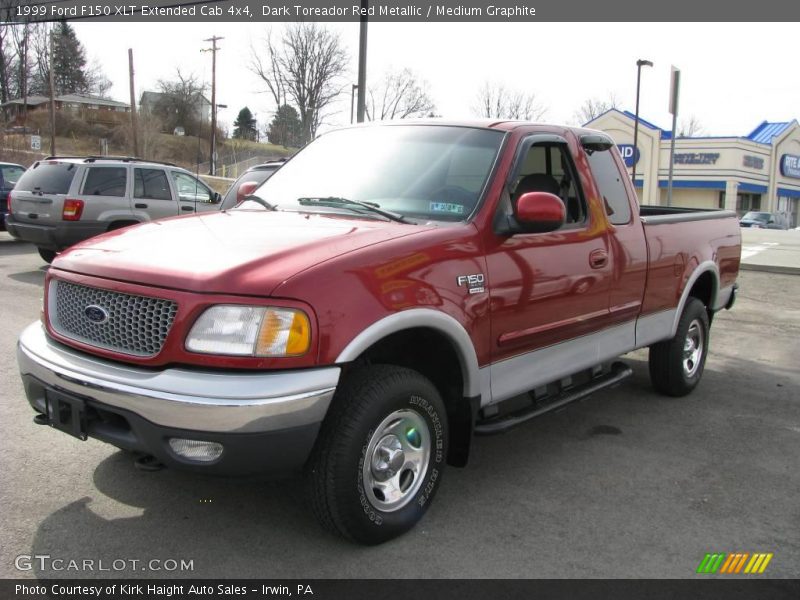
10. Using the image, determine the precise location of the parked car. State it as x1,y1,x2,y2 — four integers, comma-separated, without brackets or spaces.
0,161,26,231
17,122,741,544
739,211,789,229
220,159,287,210
5,156,223,262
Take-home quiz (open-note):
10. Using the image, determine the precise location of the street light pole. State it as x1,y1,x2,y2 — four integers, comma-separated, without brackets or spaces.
632,59,653,194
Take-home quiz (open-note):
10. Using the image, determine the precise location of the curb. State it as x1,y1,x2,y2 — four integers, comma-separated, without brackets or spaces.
740,263,800,276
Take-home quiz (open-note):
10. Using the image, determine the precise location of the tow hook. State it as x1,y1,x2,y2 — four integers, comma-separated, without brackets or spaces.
134,455,165,472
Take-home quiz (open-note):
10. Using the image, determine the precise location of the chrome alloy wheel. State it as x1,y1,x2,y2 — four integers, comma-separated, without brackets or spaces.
682,319,705,378
362,409,431,512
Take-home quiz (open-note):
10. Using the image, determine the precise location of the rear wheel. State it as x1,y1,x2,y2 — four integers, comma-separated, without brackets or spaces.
649,298,710,397
37,248,56,263
305,365,448,545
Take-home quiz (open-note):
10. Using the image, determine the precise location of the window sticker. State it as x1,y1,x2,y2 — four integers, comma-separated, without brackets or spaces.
429,202,465,215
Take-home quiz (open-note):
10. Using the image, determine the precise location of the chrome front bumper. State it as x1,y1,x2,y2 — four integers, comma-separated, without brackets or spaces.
17,322,340,435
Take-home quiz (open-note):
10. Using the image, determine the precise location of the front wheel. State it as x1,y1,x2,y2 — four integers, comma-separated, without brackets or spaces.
37,248,57,263
649,297,710,397
305,365,448,544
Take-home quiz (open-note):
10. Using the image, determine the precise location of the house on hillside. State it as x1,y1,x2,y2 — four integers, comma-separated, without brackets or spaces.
140,90,212,133
1,94,130,126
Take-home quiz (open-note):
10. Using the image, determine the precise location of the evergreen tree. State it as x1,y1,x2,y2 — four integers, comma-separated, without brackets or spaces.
232,106,257,140
51,23,88,95
29,23,108,97
267,104,303,148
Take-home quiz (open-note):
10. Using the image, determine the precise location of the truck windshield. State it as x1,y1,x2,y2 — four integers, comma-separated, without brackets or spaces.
245,125,505,223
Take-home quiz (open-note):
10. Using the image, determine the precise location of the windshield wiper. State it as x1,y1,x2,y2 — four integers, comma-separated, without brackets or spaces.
297,196,411,224
241,195,277,211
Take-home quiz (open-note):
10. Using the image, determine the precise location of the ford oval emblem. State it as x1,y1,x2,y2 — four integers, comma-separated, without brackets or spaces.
84,305,109,324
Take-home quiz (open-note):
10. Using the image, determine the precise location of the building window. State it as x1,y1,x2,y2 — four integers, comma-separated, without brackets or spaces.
736,193,761,215
718,191,726,209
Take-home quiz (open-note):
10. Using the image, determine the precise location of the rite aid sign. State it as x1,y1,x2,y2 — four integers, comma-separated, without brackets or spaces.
780,154,800,179
617,144,640,167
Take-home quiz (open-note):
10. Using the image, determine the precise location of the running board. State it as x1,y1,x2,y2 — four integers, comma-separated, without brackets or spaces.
474,362,633,436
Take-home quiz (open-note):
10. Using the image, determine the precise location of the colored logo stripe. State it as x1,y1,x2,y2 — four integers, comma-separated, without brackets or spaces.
697,552,773,574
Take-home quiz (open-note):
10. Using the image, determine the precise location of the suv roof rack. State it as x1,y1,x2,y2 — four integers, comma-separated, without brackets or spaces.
43,155,177,167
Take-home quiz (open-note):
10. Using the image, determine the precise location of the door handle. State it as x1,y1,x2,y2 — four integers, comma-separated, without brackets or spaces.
134,203,148,209
589,249,608,269
181,206,195,212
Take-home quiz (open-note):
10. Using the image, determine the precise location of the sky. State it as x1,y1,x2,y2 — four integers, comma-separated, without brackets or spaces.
70,21,799,138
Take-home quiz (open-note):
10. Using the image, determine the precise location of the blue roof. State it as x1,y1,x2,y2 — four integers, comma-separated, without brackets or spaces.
747,121,792,144
589,110,797,145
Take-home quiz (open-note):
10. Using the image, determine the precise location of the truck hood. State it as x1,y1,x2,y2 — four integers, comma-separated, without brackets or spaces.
54,210,431,296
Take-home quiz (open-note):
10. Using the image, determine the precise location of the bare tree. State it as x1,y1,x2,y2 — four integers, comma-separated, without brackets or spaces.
473,82,547,121
573,93,620,125
250,23,348,144
153,69,207,136
365,68,435,121
678,115,705,137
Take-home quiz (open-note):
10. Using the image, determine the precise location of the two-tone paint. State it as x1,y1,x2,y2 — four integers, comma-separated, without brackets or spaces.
31,121,741,468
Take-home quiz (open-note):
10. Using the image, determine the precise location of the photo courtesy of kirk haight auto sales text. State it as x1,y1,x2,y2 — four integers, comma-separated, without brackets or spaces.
15,583,312,597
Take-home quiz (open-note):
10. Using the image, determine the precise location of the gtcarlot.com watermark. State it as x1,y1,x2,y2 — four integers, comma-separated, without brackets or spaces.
15,554,194,573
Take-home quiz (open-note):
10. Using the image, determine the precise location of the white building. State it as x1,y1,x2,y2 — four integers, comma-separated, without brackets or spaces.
587,109,800,227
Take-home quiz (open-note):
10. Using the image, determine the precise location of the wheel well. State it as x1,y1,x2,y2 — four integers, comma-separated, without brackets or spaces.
351,327,474,468
687,270,716,322
107,220,140,232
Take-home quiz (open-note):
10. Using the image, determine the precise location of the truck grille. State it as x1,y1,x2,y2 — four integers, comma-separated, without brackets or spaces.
49,280,178,357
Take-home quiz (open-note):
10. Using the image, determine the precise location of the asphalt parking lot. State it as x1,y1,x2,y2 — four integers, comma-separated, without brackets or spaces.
1,231,798,579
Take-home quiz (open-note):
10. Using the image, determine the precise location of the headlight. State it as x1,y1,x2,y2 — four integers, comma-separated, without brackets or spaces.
186,305,311,357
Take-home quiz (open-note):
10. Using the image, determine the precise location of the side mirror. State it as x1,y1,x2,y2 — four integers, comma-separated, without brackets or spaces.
210,191,222,204
236,181,259,204
515,191,565,233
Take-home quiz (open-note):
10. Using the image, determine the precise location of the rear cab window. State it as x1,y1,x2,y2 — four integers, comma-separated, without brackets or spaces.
82,167,128,197
585,150,631,225
14,162,78,194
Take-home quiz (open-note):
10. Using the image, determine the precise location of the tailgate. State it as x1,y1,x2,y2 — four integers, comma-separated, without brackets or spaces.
11,192,64,224
11,161,78,224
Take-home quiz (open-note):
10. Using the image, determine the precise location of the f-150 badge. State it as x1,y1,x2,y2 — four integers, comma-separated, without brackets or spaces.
457,273,485,294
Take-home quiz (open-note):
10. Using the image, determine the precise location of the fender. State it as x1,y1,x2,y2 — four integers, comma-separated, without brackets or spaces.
671,260,719,337
335,308,482,398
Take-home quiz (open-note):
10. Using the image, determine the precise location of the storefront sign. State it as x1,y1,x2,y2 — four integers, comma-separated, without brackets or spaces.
780,154,800,179
743,155,764,170
673,153,720,165
617,144,640,167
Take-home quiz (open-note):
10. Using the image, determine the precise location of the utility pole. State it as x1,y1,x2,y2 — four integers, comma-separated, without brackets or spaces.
21,23,28,125
201,36,223,175
48,27,56,155
128,49,139,157
356,0,368,123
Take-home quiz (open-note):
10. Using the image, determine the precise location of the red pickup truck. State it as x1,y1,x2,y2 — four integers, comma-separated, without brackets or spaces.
17,121,741,544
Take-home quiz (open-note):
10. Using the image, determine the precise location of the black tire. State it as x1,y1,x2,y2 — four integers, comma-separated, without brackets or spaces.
649,297,710,397
37,248,56,263
305,364,448,545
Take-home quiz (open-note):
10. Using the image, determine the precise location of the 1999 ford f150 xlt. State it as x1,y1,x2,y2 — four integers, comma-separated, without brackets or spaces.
17,121,741,544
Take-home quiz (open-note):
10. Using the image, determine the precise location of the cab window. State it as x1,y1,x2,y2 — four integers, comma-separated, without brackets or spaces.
586,150,631,225
512,143,587,226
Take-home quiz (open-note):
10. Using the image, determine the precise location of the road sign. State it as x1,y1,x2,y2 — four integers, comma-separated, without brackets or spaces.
30,135,41,151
